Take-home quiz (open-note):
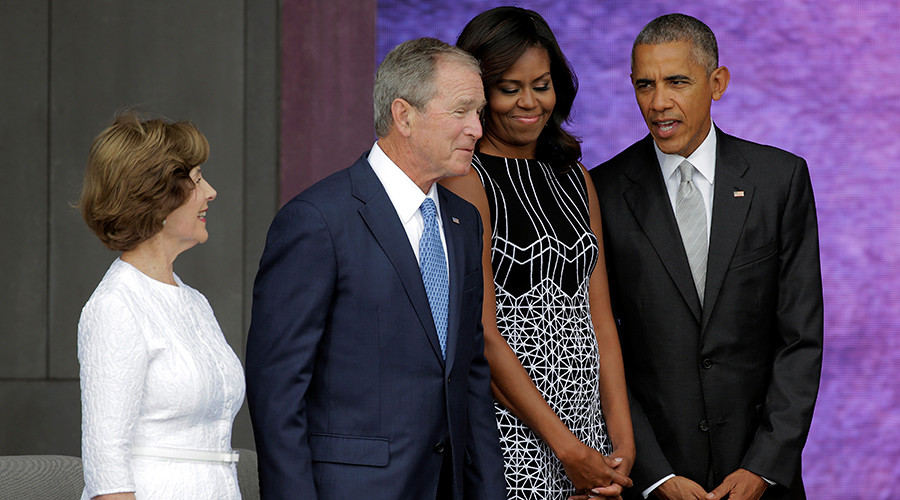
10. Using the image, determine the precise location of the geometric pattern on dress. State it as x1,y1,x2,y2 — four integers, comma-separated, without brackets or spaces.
494,279,611,499
472,154,612,499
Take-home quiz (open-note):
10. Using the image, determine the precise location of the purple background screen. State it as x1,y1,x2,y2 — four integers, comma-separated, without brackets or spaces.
378,1,900,496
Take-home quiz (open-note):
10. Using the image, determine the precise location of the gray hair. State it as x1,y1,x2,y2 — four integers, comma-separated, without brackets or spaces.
373,37,480,138
632,13,719,75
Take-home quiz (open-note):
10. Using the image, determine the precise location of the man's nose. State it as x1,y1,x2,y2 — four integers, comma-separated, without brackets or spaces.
649,88,672,111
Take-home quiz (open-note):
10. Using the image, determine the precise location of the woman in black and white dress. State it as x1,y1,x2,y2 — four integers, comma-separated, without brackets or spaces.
443,7,634,499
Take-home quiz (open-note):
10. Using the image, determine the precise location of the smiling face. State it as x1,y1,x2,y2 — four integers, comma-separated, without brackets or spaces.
407,58,485,188
631,41,729,157
160,166,217,251
481,46,556,158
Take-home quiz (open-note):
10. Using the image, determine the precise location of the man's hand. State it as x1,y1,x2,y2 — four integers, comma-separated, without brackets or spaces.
705,468,768,500
653,475,708,499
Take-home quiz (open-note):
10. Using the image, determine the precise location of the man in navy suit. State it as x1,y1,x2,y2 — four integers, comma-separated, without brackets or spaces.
246,37,505,499
591,14,823,500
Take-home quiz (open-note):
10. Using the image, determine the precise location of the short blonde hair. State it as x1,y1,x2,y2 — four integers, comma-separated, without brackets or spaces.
79,112,209,251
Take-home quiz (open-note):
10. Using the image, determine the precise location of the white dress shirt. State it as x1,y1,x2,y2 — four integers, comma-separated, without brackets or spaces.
367,141,448,263
655,123,716,243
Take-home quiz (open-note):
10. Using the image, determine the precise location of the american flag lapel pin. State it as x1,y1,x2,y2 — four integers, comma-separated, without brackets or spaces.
733,190,745,198
451,216,460,224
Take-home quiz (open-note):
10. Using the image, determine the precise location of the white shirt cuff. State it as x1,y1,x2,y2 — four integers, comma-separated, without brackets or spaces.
761,476,776,486
643,474,675,498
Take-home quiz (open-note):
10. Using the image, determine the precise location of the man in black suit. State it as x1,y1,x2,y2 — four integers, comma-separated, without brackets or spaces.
591,14,823,500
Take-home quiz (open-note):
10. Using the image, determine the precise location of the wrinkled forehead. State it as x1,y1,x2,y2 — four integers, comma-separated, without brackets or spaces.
429,61,486,106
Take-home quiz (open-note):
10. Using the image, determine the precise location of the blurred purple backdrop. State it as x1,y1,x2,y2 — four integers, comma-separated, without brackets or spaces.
378,1,900,497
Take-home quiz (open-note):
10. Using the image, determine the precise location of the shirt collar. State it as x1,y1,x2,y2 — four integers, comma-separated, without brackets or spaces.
654,124,717,184
368,141,439,224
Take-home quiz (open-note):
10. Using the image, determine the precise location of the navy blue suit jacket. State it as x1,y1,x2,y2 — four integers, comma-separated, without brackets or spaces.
592,130,823,500
246,154,505,499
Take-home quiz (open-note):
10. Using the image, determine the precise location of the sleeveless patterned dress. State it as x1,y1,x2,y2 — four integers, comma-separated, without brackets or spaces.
472,152,611,499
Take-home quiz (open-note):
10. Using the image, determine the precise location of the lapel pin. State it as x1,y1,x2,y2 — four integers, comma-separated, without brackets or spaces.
451,217,460,224
733,190,745,198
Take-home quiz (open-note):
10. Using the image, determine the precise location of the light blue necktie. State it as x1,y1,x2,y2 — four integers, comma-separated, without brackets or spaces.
419,198,449,358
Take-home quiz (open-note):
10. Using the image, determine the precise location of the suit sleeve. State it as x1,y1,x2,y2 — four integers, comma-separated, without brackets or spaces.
625,390,676,493
462,208,507,499
741,157,824,487
588,169,670,492
246,199,336,500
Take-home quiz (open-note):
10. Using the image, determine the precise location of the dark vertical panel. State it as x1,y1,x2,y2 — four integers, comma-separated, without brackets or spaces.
280,0,377,202
0,1,49,378
235,0,280,451
0,381,81,455
48,1,246,378
0,0,281,455
243,0,280,343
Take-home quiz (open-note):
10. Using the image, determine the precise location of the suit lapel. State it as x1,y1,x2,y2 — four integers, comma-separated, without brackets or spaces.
439,187,463,373
350,157,446,365
623,136,703,321
702,130,754,331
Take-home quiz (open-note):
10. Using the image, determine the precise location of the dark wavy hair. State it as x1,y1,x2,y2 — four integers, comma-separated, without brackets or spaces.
457,6,580,166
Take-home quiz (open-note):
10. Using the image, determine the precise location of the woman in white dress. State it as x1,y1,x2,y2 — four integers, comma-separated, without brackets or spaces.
77,113,245,500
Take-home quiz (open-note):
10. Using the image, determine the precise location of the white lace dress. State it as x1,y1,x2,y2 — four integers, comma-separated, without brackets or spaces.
78,258,245,500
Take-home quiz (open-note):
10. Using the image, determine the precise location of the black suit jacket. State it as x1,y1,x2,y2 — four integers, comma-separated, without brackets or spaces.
591,129,823,499
246,154,505,499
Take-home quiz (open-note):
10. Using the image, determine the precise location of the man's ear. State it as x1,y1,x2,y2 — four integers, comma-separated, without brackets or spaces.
710,65,730,101
392,98,415,137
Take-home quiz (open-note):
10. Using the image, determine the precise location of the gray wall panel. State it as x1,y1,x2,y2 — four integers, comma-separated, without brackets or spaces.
243,0,280,336
0,381,81,456
48,1,247,378
0,1,49,378
0,0,282,455
232,0,281,450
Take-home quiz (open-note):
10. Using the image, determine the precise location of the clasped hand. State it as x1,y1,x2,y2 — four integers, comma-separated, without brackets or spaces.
654,469,768,500
564,444,632,500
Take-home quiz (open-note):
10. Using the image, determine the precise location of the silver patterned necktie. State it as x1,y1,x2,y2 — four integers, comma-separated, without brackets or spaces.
675,160,708,304
419,198,449,358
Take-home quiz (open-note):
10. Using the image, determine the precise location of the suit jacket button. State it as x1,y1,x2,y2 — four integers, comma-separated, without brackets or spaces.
699,420,709,432
702,358,713,369
434,441,446,454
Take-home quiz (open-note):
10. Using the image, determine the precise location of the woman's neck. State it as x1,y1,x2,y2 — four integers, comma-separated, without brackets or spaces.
120,237,180,286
